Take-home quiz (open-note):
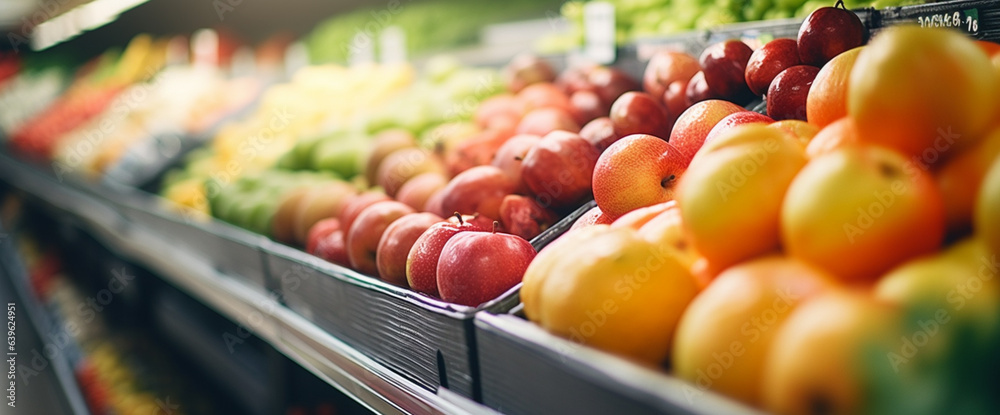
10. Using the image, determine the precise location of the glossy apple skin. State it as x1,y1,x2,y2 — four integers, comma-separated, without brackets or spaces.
521,130,602,211
406,219,483,296
440,165,516,221
499,194,560,240
570,205,616,231
504,53,557,93
664,80,691,123
685,71,718,106
579,117,619,152
592,134,687,218
699,40,755,104
346,201,415,277
745,38,802,97
797,6,866,67
767,65,820,121
306,218,341,255
669,99,747,164
437,230,536,306
610,91,672,139
339,192,392,235
704,111,776,144
376,212,444,286
396,172,449,211
314,229,350,266
643,50,701,100
491,134,542,194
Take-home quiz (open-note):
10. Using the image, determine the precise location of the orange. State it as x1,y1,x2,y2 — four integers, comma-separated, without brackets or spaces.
805,117,861,159
767,120,820,147
936,128,1000,236
782,144,945,283
977,156,1000,255
848,26,997,164
673,255,835,406
806,47,862,128
521,225,699,365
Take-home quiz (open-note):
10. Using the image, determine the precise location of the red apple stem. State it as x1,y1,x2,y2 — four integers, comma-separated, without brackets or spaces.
835,0,845,9
492,221,499,234
453,212,464,225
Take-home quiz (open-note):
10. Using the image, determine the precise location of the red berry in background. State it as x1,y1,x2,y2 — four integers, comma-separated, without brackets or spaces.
767,65,821,121
797,1,867,66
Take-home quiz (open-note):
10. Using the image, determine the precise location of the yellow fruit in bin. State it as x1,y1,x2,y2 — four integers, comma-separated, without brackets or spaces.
976,156,1000,255
678,125,808,271
875,237,1000,347
521,225,699,365
762,290,899,415
848,26,998,164
673,256,835,406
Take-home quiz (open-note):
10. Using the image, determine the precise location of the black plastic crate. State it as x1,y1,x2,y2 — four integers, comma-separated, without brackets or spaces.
111,190,272,291
475,312,760,415
264,200,596,401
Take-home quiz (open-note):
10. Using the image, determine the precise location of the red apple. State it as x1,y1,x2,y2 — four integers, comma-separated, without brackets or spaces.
767,65,820,121
445,127,514,176
396,172,449,211
365,129,417,185
491,134,542,194
515,107,580,136
516,83,572,114
439,165,516,220
314,229,350,267
423,188,447,217
699,40,755,104
592,134,687,218
568,89,607,126
556,64,597,95
346,201,415,277
376,212,444,286
579,117,619,152
437,223,536,306
339,192,392,234
504,54,557,93
704,111,776,144
306,218,341,255
570,205,614,231
609,91,671,139
745,38,802,97
797,5,866,66
521,130,601,210
685,71,718,106
669,99,747,164
475,94,522,130
406,215,484,296
499,194,560,240
587,66,640,107
643,50,701,100
664,80,691,123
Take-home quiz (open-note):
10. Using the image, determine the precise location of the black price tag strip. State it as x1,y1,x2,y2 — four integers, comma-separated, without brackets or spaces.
915,8,979,35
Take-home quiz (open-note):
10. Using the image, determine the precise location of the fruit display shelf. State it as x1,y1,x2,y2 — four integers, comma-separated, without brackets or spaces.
475,312,759,415
0,152,499,414
0,220,90,415
264,200,594,402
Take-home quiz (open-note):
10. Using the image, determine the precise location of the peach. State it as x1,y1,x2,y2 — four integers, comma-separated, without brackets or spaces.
592,134,687,218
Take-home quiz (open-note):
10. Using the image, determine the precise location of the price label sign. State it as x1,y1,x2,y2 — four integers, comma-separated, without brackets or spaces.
584,2,616,64
916,8,979,36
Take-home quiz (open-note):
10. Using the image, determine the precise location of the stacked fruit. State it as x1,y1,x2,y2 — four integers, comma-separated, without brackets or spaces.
288,56,643,306
522,7,1000,413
